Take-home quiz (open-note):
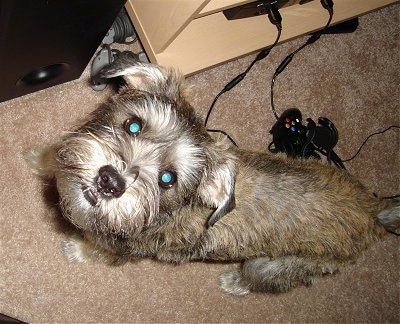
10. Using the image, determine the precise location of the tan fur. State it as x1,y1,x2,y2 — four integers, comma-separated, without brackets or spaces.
24,54,399,295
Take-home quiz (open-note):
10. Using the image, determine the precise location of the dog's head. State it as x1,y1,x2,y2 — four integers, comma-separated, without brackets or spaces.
25,53,237,237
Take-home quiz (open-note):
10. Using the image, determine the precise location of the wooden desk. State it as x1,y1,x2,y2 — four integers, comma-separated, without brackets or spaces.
125,0,398,75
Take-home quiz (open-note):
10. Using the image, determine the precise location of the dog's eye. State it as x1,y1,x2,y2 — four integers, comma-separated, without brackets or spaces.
124,117,143,136
159,170,177,189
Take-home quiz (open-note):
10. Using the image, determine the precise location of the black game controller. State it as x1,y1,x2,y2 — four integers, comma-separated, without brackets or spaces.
269,108,308,157
269,108,345,168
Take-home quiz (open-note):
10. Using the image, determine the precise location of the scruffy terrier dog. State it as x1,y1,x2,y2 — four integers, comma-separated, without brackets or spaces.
25,53,399,295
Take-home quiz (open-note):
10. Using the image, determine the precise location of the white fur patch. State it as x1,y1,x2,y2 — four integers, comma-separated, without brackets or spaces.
170,136,205,188
61,235,89,263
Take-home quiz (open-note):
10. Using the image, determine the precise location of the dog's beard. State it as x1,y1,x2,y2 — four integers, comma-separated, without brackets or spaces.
57,166,160,237
54,133,163,237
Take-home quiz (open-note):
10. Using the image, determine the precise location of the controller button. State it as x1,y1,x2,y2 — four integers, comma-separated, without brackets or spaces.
291,126,296,132
285,123,290,129
285,117,291,123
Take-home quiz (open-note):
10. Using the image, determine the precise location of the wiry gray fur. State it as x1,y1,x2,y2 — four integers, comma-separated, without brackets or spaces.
24,54,400,295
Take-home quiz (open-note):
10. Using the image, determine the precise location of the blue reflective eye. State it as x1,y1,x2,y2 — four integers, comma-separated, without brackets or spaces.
129,122,140,134
124,117,142,135
161,172,172,183
159,170,176,188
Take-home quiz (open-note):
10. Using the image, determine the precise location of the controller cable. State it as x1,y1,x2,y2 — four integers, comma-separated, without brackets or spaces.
205,4,283,146
344,124,400,200
341,125,400,163
270,0,334,120
351,126,400,200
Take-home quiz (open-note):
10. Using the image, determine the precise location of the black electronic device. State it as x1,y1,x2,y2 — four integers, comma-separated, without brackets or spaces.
269,108,308,157
269,108,344,168
0,0,126,103
223,0,315,20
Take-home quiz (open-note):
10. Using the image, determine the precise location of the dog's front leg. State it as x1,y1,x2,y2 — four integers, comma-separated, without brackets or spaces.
61,233,127,265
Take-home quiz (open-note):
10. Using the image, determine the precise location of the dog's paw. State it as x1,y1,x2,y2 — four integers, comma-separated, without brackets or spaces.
61,234,128,265
378,205,400,235
61,234,89,263
220,268,250,296
23,147,55,178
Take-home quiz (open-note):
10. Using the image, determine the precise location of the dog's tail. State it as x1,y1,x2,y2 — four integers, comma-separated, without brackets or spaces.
377,198,400,235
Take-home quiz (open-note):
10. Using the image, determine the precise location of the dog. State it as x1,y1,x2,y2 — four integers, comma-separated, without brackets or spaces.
25,53,400,295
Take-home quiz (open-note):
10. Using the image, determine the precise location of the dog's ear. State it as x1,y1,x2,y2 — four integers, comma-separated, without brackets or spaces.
99,51,188,100
198,142,238,227
24,146,57,178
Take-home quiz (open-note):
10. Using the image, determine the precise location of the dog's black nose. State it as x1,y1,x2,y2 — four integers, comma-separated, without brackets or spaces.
96,165,126,198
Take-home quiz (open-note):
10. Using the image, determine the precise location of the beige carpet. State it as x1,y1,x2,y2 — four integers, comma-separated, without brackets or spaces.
1,5,399,323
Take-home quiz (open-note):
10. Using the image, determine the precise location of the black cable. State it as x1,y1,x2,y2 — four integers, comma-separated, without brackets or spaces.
204,92,223,128
112,8,137,44
316,148,346,169
342,125,400,162
270,74,279,119
204,4,282,129
270,0,334,120
344,125,400,199
302,126,400,168
206,129,238,147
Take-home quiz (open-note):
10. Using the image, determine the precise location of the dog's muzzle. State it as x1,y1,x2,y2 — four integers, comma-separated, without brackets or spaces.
82,165,129,206
96,165,126,198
